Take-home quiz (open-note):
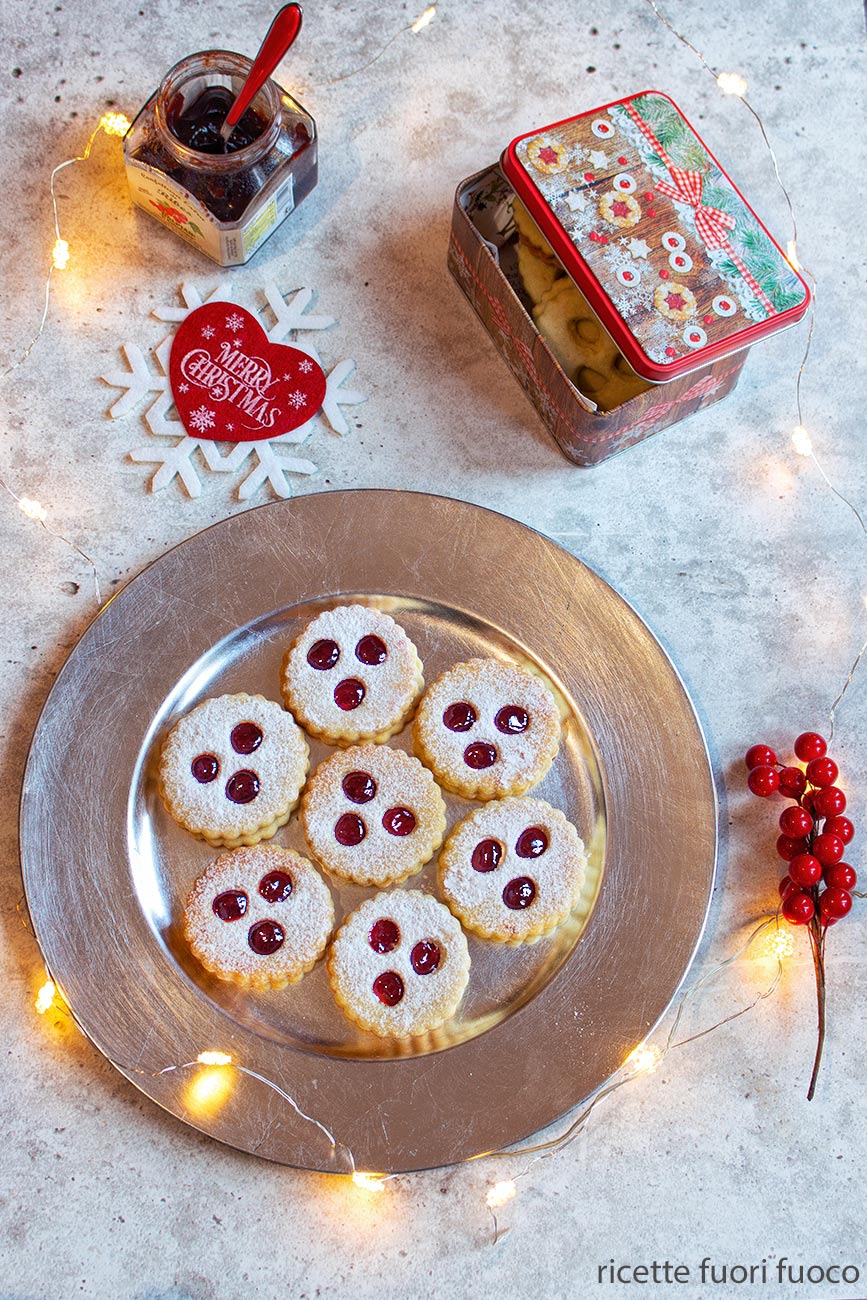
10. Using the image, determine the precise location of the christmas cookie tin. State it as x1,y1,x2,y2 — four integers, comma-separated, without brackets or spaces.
448,90,810,465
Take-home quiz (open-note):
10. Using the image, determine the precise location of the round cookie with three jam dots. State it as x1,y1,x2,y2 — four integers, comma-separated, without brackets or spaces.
328,891,471,1039
438,797,587,944
281,605,424,746
184,845,334,989
302,744,447,887
159,692,309,848
412,657,561,800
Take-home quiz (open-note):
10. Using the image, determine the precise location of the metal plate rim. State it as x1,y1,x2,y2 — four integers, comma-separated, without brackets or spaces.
20,488,717,1172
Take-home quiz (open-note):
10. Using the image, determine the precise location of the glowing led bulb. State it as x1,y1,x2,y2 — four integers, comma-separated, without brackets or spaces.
625,1044,660,1074
764,928,795,961
19,496,48,522
35,980,56,1014
486,1180,516,1209
196,1051,232,1066
100,112,132,137
351,1171,387,1192
411,5,436,32
52,238,70,270
786,240,799,270
792,425,812,456
717,72,748,97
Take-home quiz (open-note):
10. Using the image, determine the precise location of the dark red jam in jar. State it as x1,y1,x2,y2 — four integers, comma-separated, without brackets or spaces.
123,49,318,266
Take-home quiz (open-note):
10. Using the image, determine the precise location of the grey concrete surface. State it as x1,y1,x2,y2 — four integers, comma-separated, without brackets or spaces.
1,0,865,1297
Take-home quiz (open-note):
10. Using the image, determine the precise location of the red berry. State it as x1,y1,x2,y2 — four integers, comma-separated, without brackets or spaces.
794,732,827,762
812,786,846,817
776,834,808,862
806,757,838,788
813,832,844,866
824,861,857,891
745,744,777,770
779,875,796,898
801,789,816,815
824,815,854,844
789,853,822,887
659,268,670,279
779,806,813,838
778,766,807,799
748,765,779,796
819,886,852,921
782,890,815,925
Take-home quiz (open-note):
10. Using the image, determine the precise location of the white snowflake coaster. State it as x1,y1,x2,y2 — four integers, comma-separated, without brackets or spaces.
101,282,366,500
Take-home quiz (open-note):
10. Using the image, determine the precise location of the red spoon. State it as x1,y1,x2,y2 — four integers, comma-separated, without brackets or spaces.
219,3,303,145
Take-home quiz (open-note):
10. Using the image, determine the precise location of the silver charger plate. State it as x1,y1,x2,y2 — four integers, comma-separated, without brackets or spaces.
20,489,716,1172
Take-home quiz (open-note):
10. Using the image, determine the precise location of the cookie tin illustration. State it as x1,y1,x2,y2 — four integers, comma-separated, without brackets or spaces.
500,90,810,383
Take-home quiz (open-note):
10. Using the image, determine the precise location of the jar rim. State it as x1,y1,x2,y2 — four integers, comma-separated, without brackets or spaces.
153,49,282,171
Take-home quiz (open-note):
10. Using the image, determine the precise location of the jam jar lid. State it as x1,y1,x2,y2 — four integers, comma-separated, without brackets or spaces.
500,89,811,383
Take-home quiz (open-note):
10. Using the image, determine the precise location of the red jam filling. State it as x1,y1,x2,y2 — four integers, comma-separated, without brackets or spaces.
191,752,220,783
471,839,502,873
495,705,529,734
212,889,248,921
665,292,686,311
503,876,537,910
355,634,387,665
307,638,340,670
443,702,476,732
334,678,365,711
515,827,549,858
464,741,497,769
230,721,263,754
334,812,366,845
410,940,441,975
538,145,559,165
612,199,630,217
382,807,416,837
369,918,400,953
168,85,267,155
342,770,377,803
247,919,285,954
225,769,260,803
373,970,404,1006
258,869,293,903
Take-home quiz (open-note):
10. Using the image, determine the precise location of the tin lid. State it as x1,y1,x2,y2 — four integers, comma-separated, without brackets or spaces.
501,90,810,383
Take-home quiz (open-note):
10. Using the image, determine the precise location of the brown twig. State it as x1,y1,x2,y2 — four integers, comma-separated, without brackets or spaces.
806,919,826,1100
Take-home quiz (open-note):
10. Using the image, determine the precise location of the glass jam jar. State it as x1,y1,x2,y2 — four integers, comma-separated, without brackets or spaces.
123,50,317,266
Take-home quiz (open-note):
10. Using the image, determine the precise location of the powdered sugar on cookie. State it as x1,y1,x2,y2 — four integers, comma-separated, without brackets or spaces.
281,605,424,744
413,658,561,799
439,797,587,943
184,846,334,987
303,744,447,886
159,693,309,846
328,891,470,1038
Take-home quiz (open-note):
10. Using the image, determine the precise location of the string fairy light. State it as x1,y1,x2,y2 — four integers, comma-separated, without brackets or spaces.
642,0,867,735
298,4,437,91
2,111,130,606
34,979,57,1015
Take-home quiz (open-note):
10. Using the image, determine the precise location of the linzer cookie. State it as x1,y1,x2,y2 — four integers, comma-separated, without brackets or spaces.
184,846,334,988
159,693,308,847
302,744,447,887
412,658,561,799
327,891,470,1039
439,798,587,944
281,605,424,745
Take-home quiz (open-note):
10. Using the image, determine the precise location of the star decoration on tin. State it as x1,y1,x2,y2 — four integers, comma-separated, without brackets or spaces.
628,238,651,259
589,149,609,169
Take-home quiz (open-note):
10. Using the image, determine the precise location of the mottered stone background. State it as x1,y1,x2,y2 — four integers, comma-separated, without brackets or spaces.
1,0,865,1297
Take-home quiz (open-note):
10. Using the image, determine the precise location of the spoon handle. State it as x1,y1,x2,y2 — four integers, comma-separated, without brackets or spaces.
221,3,303,141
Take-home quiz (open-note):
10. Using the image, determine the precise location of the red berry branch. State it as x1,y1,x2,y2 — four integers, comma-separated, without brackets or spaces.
745,731,858,1100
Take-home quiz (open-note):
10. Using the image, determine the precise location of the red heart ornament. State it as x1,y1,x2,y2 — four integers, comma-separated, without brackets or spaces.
169,302,326,442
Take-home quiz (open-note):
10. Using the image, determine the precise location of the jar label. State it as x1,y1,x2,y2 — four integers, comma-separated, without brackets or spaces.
124,159,295,267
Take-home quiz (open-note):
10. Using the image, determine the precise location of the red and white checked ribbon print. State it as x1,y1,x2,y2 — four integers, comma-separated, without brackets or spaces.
623,102,776,316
